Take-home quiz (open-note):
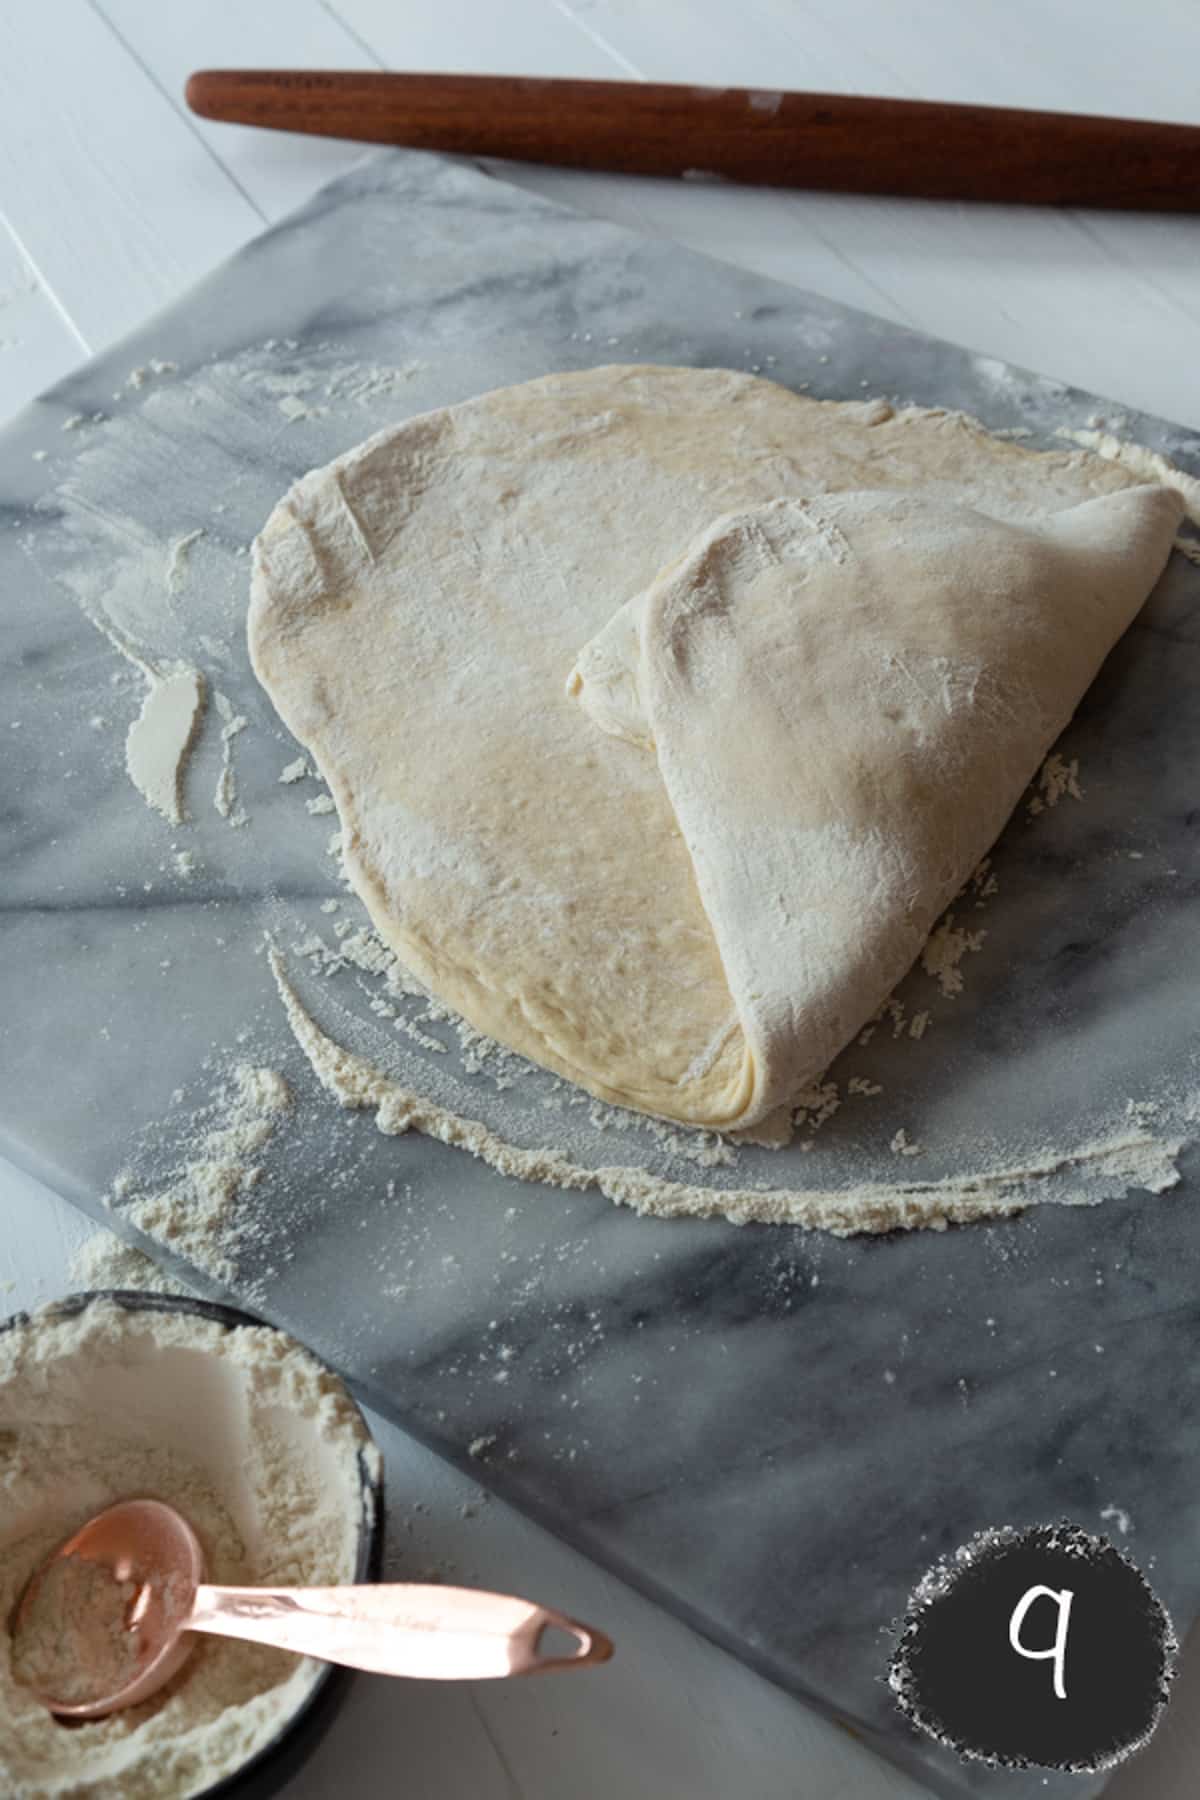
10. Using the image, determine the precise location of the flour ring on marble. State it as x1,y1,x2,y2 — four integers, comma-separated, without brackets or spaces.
248,365,1181,1133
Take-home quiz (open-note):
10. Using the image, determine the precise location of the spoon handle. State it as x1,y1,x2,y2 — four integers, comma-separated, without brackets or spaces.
187,1582,612,1680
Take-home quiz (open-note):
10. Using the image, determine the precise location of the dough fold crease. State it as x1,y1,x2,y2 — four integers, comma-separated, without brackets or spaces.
569,487,1182,1124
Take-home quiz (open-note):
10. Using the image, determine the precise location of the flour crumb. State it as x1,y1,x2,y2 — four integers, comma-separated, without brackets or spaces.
306,793,336,816
887,999,909,1038
278,393,320,423
126,358,177,390
1028,751,1082,817
848,1077,883,1097
166,528,203,595
279,757,309,783
969,856,999,907
793,1081,841,1132
1100,1503,1134,1537
213,691,248,823
909,1011,931,1041
921,913,986,998
890,1129,922,1157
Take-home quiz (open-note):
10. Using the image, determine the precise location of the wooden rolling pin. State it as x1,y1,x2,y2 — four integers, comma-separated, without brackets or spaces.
185,71,1200,211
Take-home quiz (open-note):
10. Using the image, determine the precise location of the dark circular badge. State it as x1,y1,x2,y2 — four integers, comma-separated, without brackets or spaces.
888,1522,1176,1772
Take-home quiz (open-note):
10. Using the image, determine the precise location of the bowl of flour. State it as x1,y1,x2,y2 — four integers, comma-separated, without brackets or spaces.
0,1290,383,1800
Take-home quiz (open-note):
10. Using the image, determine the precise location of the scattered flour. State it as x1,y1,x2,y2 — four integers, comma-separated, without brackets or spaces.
165,528,203,596
793,1081,841,1133
921,914,987,999
113,1065,291,1284
69,1228,194,1297
213,692,248,827
267,948,1192,1235
1029,751,1083,817
278,758,309,784
969,856,999,907
891,1129,923,1158
247,358,423,424
125,359,177,391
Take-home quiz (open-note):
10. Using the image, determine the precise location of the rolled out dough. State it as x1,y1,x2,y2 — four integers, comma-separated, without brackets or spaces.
249,366,1181,1130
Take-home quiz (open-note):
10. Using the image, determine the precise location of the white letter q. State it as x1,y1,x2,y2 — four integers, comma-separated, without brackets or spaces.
1009,1585,1073,1700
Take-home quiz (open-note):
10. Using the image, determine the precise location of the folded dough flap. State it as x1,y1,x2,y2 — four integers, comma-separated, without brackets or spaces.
568,485,1182,1129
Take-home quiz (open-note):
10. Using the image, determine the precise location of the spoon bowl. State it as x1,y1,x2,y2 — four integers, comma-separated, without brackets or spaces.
13,1499,207,1719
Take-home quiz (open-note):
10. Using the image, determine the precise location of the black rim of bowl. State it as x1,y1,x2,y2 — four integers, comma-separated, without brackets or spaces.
0,1288,386,1800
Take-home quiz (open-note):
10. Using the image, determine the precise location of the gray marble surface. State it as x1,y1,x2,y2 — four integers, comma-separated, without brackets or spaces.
2,151,1199,1797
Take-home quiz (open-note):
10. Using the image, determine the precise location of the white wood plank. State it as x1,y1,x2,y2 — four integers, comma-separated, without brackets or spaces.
0,2,264,353
769,0,1200,119
0,221,87,425
553,0,907,91
98,0,380,225
325,0,622,77
0,1162,93,1305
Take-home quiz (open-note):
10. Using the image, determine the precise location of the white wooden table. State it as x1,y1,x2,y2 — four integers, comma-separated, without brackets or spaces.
3,6,1199,1794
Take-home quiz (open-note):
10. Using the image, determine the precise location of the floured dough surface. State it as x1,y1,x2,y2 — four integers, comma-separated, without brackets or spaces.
249,366,1180,1129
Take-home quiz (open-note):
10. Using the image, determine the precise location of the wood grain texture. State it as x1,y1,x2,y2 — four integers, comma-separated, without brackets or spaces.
0,222,84,421
0,3,261,351
185,70,1200,209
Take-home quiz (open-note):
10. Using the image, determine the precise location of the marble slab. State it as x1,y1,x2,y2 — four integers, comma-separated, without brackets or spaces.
2,151,1199,1798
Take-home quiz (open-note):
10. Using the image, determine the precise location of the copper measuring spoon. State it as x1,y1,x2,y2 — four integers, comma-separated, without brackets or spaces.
13,1498,612,1718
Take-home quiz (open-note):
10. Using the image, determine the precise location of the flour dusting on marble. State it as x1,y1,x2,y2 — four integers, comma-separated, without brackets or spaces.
31,342,428,829
112,1063,291,1283
165,526,203,594
267,946,1194,1236
213,690,248,826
